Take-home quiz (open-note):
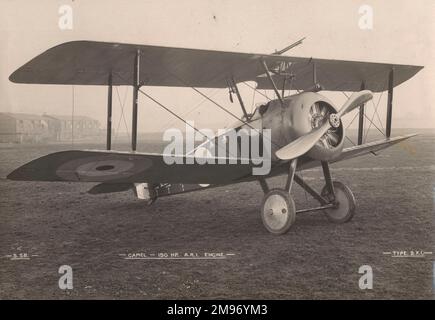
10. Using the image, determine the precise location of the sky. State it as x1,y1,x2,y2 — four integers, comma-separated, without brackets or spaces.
0,0,433,133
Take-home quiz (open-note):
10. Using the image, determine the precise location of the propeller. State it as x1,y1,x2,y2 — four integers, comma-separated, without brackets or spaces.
275,90,373,160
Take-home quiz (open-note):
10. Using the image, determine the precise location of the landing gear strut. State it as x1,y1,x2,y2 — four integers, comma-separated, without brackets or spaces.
259,159,356,234
260,159,298,234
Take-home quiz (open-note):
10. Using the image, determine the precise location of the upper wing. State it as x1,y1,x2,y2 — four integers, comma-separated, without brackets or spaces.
6,150,256,184
10,41,422,92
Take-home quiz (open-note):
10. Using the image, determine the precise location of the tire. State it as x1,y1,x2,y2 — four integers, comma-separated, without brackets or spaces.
260,189,296,234
321,181,356,223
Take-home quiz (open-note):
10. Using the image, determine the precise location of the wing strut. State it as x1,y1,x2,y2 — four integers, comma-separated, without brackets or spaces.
106,72,113,150
132,49,141,151
230,78,249,119
386,68,394,138
304,61,322,92
357,81,365,145
261,60,284,105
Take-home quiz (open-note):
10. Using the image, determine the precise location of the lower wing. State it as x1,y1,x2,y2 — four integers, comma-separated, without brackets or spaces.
6,150,257,184
7,134,416,184
329,133,417,165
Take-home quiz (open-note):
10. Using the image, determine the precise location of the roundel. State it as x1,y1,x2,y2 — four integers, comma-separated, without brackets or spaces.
56,154,153,182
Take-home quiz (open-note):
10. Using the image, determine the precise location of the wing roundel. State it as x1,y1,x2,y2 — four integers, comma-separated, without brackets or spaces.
7,150,255,184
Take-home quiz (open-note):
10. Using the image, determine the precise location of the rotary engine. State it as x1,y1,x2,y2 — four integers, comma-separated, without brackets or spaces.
262,92,345,161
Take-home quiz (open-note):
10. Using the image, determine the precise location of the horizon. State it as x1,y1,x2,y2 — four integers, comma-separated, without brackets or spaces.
1,0,433,130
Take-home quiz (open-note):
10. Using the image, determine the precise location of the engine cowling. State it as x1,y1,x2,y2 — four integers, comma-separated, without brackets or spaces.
262,92,345,161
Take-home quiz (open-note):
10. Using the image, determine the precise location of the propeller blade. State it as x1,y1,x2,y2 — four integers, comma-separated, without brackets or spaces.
275,121,331,160
337,90,373,117
275,90,373,160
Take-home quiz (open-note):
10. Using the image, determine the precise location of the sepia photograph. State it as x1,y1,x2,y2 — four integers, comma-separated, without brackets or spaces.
0,0,433,307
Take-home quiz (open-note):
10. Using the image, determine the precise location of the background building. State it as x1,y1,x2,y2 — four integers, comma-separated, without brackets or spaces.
42,114,101,141
0,112,101,143
0,113,50,143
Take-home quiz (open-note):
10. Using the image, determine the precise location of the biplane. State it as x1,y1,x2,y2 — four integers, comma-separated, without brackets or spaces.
7,40,423,234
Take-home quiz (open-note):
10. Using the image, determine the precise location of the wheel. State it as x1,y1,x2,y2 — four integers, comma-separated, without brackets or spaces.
260,189,296,234
321,181,356,223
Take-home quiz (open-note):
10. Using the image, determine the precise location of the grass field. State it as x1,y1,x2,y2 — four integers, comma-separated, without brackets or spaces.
0,129,434,299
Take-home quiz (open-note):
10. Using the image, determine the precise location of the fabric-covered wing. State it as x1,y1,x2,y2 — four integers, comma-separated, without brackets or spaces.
7,135,416,185
6,150,258,184
298,134,417,171
250,134,418,180
10,41,422,92
256,59,422,92
330,134,417,163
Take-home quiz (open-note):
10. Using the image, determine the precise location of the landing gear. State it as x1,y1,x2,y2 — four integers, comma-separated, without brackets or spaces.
259,159,298,235
319,161,356,223
321,181,356,223
261,189,296,234
259,159,356,234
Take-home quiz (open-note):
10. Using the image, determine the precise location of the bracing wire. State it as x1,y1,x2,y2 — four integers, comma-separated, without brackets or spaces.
242,81,270,101
114,71,238,158
158,66,282,149
114,86,130,141
161,88,221,130
364,88,386,140
316,65,388,146
250,86,256,113
135,87,241,158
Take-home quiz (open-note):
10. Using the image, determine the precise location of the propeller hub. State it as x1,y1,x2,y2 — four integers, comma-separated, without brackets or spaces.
329,113,340,128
